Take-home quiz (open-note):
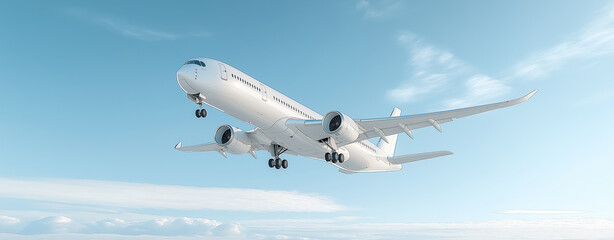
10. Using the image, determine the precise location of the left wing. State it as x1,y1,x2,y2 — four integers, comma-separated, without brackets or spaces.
174,131,270,158
174,141,220,152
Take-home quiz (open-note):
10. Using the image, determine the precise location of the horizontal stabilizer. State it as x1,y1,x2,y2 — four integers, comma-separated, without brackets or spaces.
388,151,453,164
339,169,357,174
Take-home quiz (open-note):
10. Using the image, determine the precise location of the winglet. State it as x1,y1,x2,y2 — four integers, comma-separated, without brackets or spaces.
505,89,538,106
174,142,182,149
522,89,538,101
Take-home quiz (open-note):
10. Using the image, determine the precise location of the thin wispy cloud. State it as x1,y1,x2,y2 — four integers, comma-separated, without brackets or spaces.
62,7,207,41
99,18,178,41
384,2,614,108
386,33,462,103
447,2,614,107
356,0,404,19
513,3,614,79
0,178,345,212
386,33,510,108
443,74,511,108
502,209,585,214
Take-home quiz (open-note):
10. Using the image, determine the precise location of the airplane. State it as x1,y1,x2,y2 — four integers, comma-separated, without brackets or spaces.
175,58,537,174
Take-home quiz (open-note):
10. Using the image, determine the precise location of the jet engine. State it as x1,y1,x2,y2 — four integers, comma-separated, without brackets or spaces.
322,111,360,143
214,125,252,154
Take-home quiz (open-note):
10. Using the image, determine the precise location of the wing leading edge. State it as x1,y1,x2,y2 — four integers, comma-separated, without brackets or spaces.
354,90,538,141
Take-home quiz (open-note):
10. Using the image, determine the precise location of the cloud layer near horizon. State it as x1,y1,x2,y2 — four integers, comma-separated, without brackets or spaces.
1,214,614,239
0,178,345,212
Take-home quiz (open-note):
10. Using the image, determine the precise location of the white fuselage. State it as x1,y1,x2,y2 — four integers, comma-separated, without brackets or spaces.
177,58,400,172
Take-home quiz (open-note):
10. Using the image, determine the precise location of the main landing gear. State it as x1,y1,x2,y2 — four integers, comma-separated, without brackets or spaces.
268,158,288,169
325,151,344,163
321,138,345,164
268,144,288,170
195,103,207,118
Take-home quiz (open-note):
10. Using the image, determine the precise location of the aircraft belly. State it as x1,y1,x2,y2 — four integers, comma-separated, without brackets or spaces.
262,127,323,155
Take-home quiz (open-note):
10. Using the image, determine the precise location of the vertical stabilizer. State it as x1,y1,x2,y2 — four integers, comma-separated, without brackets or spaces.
377,107,401,157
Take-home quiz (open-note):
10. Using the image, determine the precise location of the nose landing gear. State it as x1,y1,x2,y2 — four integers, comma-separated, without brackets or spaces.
195,105,207,118
188,93,207,118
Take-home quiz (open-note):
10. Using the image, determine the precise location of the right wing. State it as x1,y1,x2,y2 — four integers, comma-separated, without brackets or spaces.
288,90,537,147
354,90,537,141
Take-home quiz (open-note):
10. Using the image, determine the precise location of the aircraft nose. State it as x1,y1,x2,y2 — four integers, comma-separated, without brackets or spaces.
177,66,198,94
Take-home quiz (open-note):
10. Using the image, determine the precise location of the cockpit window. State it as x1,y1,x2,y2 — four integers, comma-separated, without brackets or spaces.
185,60,205,67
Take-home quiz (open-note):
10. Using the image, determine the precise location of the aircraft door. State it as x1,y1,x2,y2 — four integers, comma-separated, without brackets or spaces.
218,63,228,80
260,83,267,101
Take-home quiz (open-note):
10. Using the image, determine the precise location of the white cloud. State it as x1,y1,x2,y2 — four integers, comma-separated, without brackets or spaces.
0,234,209,240
1,213,614,239
502,210,585,214
0,216,21,233
0,177,345,212
4,213,243,237
387,2,614,108
387,33,469,103
514,3,614,79
85,217,220,235
443,74,511,108
0,216,20,225
386,33,511,107
210,223,242,236
21,216,79,234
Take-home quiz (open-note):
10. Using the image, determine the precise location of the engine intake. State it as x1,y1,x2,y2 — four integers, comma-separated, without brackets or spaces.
214,125,252,154
322,111,360,143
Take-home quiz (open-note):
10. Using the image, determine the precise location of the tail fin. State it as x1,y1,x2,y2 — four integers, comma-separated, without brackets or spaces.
377,107,401,157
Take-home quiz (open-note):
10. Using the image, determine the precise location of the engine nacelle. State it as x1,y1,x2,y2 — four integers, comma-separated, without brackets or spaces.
214,125,252,155
322,111,360,143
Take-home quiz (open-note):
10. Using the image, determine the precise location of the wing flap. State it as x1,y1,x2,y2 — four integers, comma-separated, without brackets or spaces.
388,151,453,164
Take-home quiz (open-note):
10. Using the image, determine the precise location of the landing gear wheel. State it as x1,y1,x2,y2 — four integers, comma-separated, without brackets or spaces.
338,154,345,163
325,152,331,162
199,109,207,118
282,159,288,169
275,158,281,169
268,159,274,168
331,152,338,163
195,109,201,118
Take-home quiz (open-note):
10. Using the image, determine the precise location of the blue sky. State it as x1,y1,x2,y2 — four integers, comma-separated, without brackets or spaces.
1,0,614,239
